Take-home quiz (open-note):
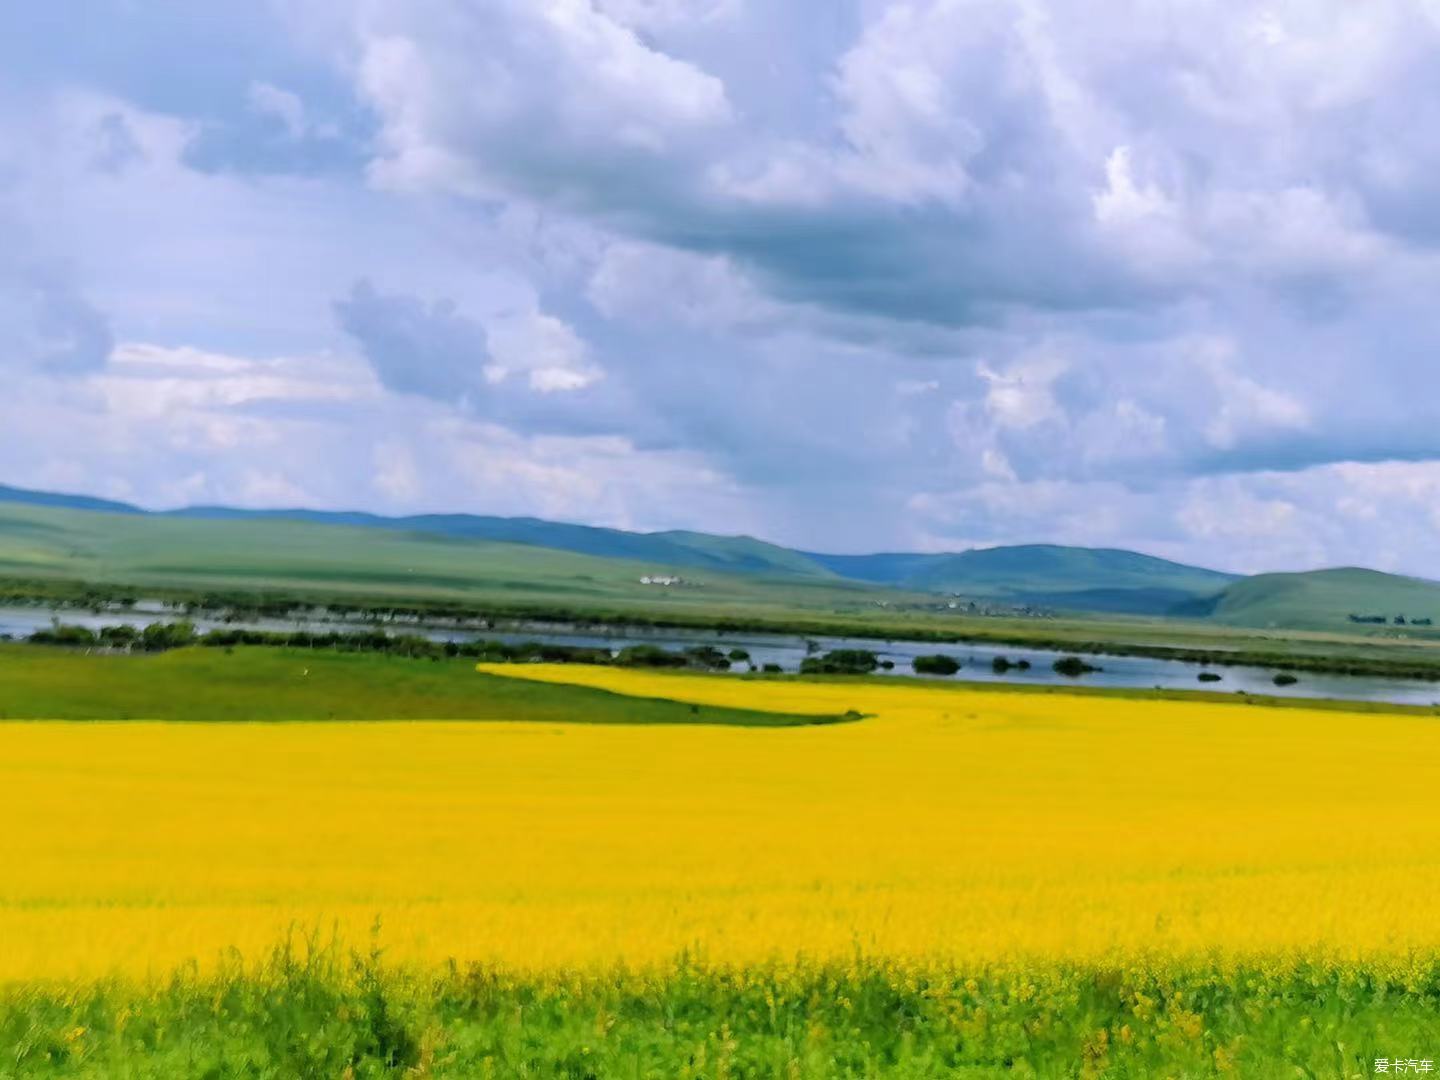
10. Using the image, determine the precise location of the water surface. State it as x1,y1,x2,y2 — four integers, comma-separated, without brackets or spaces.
3,606,1436,707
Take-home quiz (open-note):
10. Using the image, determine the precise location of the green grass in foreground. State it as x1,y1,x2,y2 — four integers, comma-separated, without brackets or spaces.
0,646,837,726
2,942,1432,1078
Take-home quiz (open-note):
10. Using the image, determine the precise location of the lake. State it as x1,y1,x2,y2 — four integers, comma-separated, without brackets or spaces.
3,605,1438,707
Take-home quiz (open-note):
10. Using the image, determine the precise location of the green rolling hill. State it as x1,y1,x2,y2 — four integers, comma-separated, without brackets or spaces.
0,484,837,581
174,509,841,580
0,501,908,618
0,483,141,516
1187,568,1440,631
0,483,1238,615
7,482,1440,632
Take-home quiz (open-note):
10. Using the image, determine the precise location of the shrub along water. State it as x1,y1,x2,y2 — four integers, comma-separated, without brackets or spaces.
10,572,1440,682
915,650,961,676
912,653,961,676
29,620,200,652
25,622,738,671
799,649,880,675
1053,655,1101,677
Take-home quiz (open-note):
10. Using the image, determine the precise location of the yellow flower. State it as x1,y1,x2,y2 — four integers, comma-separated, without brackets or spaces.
5,663,1440,979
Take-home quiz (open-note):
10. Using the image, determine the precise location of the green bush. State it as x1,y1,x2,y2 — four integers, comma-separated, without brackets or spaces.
1053,655,1100,677
615,644,688,668
799,649,879,675
28,623,99,647
912,654,961,676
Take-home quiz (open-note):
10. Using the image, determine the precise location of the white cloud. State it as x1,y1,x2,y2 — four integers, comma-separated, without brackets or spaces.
247,81,309,140
357,0,732,197
976,351,1068,430
438,423,747,528
487,311,601,393
1093,146,1172,226
11,1,1440,574
1194,341,1310,450
595,0,741,31
372,438,422,501
101,342,374,418
236,469,313,505
587,240,772,329
1076,399,1169,469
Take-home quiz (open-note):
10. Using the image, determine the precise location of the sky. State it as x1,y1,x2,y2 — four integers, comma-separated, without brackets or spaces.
3,1,1440,573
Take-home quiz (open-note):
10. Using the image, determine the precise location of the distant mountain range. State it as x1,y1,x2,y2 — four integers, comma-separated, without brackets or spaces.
805,546,1239,615
2,481,1438,630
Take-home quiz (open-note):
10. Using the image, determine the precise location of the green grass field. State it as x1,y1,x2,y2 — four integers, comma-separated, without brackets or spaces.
0,646,838,726
4,642,1437,726
4,943,1429,1078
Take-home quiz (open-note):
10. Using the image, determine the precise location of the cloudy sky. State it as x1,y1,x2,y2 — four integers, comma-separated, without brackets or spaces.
4,1,1440,573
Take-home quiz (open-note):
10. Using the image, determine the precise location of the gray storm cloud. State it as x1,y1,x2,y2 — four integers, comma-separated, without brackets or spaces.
5,0,1440,569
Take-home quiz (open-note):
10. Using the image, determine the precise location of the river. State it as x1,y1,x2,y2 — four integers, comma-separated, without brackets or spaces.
3,605,1438,707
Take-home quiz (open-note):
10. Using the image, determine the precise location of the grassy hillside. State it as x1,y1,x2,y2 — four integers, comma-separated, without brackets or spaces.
175,506,839,579
0,501,909,618
800,551,941,582
0,483,1239,613
1198,567,1440,631
11,490,1440,643
0,483,141,515
815,543,1238,613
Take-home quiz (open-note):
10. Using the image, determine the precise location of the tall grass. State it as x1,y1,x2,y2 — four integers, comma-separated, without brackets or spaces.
6,937,1436,1077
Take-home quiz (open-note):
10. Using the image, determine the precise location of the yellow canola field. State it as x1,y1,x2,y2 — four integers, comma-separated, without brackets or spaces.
4,664,1440,981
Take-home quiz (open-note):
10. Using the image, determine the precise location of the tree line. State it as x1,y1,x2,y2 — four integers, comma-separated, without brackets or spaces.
24,622,764,671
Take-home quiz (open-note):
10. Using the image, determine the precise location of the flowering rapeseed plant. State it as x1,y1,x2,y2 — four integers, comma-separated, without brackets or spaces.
3,665,1439,982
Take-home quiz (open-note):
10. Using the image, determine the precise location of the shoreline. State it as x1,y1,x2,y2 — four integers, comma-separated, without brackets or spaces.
7,573,1440,683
